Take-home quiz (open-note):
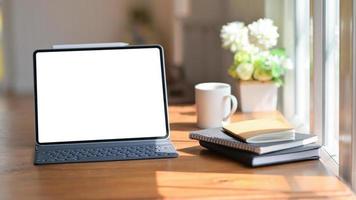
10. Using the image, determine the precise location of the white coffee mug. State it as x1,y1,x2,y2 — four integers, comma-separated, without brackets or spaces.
195,82,238,129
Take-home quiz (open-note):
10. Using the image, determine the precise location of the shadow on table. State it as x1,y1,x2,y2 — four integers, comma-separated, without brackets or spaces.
179,111,196,116
175,145,330,176
169,122,199,132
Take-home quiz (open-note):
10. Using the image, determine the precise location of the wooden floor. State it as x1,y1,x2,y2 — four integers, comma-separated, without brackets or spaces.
0,96,354,199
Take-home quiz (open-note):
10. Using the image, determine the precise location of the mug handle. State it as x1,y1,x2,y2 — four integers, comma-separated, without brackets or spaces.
223,94,238,122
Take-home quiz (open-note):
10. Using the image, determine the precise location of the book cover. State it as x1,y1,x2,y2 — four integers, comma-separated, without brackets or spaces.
200,141,320,167
223,118,295,143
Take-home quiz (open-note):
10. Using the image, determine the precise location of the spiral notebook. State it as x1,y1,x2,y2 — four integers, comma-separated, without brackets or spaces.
189,128,317,155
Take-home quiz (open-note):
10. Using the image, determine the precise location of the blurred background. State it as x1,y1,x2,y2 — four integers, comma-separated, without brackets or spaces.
0,0,292,103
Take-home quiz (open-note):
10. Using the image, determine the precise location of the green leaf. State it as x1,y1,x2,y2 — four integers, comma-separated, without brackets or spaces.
270,48,286,57
253,68,273,81
253,58,266,70
234,51,251,65
272,77,283,87
271,64,282,78
228,65,238,79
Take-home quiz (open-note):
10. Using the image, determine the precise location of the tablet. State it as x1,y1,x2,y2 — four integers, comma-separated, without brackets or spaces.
33,45,169,144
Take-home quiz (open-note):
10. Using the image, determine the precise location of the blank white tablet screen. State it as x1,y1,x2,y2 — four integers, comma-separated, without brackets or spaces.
35,47,168,143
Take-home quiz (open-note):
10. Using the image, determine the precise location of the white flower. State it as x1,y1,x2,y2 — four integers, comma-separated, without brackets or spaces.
269,55,283,65
220,21,250,53
248,18,279,50
236,63,254,80
252,50,270,62
252,50,284,68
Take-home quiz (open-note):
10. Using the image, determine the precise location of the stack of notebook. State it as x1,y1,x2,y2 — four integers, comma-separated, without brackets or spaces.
189,118,320,167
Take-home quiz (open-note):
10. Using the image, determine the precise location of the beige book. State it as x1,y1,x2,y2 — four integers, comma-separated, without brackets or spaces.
223,118,295,143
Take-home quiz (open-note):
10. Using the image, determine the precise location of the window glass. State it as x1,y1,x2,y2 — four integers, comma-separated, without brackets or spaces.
324,0,340,163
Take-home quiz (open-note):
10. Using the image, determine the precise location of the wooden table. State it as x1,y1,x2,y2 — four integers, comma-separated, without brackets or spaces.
0,96,354,199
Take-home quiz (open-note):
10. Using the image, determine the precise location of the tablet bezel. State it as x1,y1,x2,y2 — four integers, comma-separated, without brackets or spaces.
33,45,170,145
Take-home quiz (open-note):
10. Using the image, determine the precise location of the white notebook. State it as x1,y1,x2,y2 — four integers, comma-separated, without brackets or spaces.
189,128,318,155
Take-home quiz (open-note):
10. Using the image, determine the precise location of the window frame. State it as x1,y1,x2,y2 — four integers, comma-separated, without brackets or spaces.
312,0,356,191
312,0,343,176
294,0,311,134
339,0,356,191
281,1,342,174
281,0,310,133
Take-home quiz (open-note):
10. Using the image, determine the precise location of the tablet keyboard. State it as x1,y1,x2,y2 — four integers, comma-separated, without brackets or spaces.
35,141,178,164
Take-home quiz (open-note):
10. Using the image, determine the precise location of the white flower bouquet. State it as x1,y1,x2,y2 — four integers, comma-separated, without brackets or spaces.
220,18,292,86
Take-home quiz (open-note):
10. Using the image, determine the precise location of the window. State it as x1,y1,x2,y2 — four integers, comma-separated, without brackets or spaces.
264,1,342,168
324,0,340,163
266,0,311,133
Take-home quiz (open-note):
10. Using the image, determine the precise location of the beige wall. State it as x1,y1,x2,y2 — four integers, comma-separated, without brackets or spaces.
227,0,265,23
264,0,286,48
3,0,174,94
181,0,265,92
151,0,174,66
3,0,130,94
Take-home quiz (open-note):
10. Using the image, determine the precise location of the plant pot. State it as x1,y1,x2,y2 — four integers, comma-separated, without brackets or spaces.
236,80,278,112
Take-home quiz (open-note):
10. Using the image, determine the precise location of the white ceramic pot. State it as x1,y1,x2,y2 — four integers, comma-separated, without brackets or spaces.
236,81,278,112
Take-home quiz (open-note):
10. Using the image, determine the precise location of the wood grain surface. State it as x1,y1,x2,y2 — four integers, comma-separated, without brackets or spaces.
0,96,354,199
